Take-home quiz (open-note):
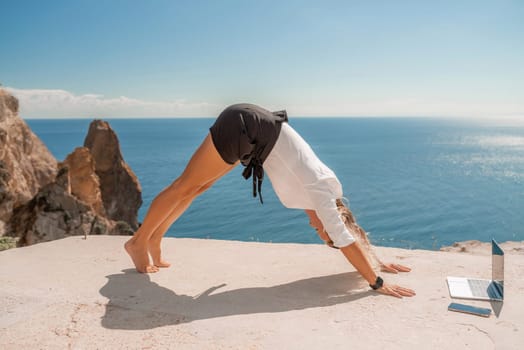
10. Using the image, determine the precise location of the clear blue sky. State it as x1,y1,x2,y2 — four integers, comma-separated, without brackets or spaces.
1,0,523,118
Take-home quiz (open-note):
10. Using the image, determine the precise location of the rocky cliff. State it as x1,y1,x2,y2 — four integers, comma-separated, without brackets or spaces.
9,166,133,246
0,89,57,235
84,120,142,229
61,147,106,217
0,88,142,247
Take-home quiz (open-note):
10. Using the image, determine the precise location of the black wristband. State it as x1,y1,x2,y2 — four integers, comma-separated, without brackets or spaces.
369,276,384,290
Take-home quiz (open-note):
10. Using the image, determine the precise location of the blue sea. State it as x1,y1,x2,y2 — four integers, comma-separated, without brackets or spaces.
26,117,524,250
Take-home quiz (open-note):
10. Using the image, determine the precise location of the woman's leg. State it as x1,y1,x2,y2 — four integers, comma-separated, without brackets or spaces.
148,164,233,267
125,133,237,273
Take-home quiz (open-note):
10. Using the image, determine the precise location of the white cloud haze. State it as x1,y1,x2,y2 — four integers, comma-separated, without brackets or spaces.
289,98,524,119
5,87,524,120
6,87,220,118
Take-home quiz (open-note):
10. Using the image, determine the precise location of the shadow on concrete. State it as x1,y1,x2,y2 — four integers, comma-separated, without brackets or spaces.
490,300,503,317
100,269,370,330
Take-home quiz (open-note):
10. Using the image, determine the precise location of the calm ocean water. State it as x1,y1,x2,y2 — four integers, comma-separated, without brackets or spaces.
26,117,524,250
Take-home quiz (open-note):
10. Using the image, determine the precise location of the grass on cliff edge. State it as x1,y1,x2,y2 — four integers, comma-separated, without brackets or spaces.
0,236,19,251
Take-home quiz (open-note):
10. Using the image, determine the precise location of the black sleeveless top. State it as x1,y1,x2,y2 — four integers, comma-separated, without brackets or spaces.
209,103,288,203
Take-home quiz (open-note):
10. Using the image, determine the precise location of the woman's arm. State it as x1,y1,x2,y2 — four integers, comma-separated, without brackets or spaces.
335,199,411,273
306,208,415,298
307,205,411,273
340,242,415,298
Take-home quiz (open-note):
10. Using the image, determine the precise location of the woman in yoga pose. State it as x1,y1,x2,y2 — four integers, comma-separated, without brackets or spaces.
125,103,415,298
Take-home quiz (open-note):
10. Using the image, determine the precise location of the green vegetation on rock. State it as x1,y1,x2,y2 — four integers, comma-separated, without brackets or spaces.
0,236,19,251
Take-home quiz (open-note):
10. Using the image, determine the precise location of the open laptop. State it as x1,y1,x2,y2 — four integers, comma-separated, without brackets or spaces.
446,239,504,301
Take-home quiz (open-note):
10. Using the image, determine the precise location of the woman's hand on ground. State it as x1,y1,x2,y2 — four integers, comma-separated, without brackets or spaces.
377,283,416,298
380,262,411,274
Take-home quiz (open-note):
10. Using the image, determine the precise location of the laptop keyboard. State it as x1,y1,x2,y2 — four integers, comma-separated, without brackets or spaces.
468,279,491,297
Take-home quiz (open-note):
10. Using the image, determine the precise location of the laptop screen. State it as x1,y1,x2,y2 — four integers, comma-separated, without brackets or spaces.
492,239,504,297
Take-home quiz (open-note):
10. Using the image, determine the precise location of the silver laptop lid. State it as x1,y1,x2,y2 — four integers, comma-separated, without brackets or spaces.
492,238,504,298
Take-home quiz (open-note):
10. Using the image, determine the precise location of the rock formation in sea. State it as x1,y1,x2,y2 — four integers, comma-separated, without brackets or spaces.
84,120,142,229
9,166,133,246
61,147,106,216
0,88,141,247
0,89,57,235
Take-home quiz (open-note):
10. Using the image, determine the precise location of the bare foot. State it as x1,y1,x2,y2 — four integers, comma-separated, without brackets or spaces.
124,239,159,273
148,239,171,268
